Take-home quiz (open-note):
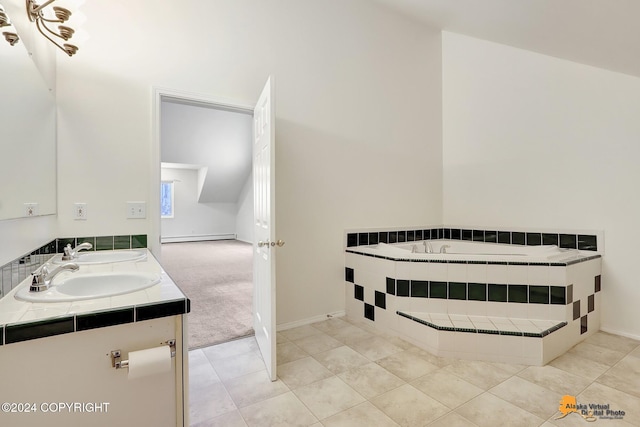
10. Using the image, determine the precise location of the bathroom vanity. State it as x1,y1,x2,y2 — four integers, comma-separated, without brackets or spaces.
0,249,190,427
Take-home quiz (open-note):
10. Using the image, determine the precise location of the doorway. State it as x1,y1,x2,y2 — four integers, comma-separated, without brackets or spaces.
154,92,255,349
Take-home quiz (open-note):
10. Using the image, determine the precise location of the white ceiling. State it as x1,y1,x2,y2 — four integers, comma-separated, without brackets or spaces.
372,0,640,78
161,100,252,204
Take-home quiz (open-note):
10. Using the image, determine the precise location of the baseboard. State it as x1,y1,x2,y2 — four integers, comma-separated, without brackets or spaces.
161,234,236,244
600,326,640,341
276,311,346,332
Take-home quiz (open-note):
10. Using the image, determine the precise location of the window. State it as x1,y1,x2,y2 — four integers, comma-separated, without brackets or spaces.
161,181,174,218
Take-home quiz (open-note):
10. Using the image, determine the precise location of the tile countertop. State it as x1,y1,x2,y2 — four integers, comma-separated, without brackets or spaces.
0,250,189,344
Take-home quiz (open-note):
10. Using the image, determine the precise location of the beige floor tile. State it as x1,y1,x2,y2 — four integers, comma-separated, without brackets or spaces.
210,350,266,381
371,384,449,427
629,345,640,359
376,350,440,381
405,345,453,368
349,335,404,361
293,376,366,420
191,409,248,427
189,351,221,390
280,324,324,341
455,393,544,427
338,362,405,399
427,412,477,427
224,370,290,408
310,317,350,333
326,323,376,346
312,345,370,374
548,352,611,381
189,382,237,425
489,376,560,420
378,332,415,350
548,414,635,427
584,331,640,354
566,341,627,366
597,372,640,400
614,353,640,375
441,359,513,390
277,341,309,365
578,382,640,426
517,365,592,395
322,401,399,427
276,332,289,344
411,370,484,409
486,361,527,375
239,391,318,427
293,332,342,355
201,336,258,361
277,356,334,389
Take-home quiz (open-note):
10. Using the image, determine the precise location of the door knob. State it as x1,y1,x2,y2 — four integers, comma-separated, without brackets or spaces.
276,240,285,247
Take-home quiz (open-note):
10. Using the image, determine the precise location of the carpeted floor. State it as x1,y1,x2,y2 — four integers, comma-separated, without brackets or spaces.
160,240,254,349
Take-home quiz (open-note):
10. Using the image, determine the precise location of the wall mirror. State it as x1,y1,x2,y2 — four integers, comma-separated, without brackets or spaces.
0,5,57,220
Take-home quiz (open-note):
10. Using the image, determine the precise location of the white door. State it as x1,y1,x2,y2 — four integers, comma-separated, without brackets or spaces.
253,76,279,380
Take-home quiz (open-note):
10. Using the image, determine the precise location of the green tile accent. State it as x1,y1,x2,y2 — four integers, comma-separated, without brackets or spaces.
76,237,96,250
468,283,487,301
131,234,147,249
114,235,131,250
449,282,467,300
508,285,528,303
57,238,75,253
95,236,114,251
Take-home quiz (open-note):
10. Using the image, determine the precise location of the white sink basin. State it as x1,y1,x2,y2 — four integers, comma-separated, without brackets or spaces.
15,272,161,302
51,250,147,265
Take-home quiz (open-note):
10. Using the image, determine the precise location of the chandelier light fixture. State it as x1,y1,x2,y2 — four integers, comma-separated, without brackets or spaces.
25,0,79,56
0,5,20,46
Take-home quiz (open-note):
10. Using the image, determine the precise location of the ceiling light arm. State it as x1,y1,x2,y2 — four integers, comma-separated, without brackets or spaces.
33,14,77,56
26,0,56,20
25,0,78,56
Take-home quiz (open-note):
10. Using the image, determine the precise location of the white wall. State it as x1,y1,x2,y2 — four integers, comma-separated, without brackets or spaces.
55,0,443,325
442,32,640,339
160,167,237,241
235,173,254,244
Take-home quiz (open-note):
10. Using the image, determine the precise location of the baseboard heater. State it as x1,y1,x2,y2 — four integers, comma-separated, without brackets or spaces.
161,233,237,244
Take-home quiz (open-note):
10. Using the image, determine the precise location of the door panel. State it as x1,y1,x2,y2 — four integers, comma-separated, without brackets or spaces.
253,77,277,380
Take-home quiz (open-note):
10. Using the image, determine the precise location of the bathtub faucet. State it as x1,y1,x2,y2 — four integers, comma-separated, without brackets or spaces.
439,244,451,254
424,241,434,254
30,262,79,292
62,242,93,260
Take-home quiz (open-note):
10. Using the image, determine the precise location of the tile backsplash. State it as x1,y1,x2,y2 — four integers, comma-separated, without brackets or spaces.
0,234,147,299
346,226,599,251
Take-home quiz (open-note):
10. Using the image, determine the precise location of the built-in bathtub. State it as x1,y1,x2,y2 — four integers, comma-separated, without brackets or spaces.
345,239,602,365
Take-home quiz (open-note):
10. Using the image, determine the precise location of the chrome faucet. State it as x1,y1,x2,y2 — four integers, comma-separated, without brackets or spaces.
439,244,451,254
62,242,93,260
424,241,434,254
30,262,79,292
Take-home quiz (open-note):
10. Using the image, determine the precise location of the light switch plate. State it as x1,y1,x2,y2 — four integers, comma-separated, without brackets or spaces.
24,203,39,217
127,201,146,219
74,203,87,220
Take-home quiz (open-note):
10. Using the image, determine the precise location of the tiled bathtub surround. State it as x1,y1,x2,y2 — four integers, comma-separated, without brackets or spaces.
345,238,602,365
0,234,147,299
346,227,600,251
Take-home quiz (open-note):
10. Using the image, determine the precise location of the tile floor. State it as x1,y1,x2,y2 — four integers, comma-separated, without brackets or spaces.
188,316,640,426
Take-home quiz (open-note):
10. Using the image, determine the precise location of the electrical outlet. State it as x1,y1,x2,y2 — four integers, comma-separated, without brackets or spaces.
127,201,146,219
24,203,39,217
74,203,87,220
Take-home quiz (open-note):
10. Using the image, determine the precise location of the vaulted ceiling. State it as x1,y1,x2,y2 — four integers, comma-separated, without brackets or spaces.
373,0,640,78
160,99,252,204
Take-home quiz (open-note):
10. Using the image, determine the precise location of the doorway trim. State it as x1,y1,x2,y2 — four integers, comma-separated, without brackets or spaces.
150,87,254,260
